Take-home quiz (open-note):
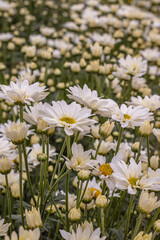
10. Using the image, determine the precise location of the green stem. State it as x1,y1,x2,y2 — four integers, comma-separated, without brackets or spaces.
135,137,143,163
115,127,123,154
106,191,126,228
77,178,89,208
39,162,44,211
50,137,66,187
95,138,103,159
131,213,143,240
53,222,60,240
42,169,71,217
124,195,134,240
77,180,83,208
101,209,105,236
18,144,24,227
147,136,150,168
19,105,23,122
22,143,36,206
146,207,160,233
65,172,69,231
5,174,12,232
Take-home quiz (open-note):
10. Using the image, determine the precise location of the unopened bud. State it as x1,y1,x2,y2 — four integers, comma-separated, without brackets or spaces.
68,207,81,222
37,153,47,162
78,170,89,181
96,195,108,208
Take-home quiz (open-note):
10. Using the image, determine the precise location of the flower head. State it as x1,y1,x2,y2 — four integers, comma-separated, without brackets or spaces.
60,222,106,240
39,100,96,136
138,190,160,214
4,122,29,144
0,79,49,105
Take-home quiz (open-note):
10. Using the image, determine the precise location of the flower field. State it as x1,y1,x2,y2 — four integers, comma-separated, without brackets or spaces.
0,0,160,239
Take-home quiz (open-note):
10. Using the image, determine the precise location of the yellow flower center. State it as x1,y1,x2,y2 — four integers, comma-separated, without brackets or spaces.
89,188,101,198
60,117,76,124
128,177,138,187
124,114,131,120
99,164,113,176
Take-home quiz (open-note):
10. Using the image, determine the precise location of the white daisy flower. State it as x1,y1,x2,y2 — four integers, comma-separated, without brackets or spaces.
60,222,106,240
67,84,117,117
0,219,10,237
0,169,19,188
128,95,160,112
111,158,142,194
94,140,114,155
138,190,160,214
39,100,96,136
86,177,102,198
141,48,160,61
153,128,160,143
4,122,29,144
0,79,49,105
65,143,96,171
112,104,153,129
5,226,40,240
117,55,147,77
92,152,122,190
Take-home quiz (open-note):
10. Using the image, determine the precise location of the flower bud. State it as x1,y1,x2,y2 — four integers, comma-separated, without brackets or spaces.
0,157,11,174
48,165,53,173
154,219,160,232
139,121,153,137
100,121,114,138
132,142,140,152
91,125,100,139
11,182,20,198
37,153,47,162
37,118,48,133
78,170,89,181
150,155,159,170
25,207,43,229
82,189,93,204
96,195,108,208
68,207,81,222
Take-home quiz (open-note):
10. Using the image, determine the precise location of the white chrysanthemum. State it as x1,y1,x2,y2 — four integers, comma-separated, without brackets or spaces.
25,207,42,229
39,100,96,136
113,142,132,163
0,219,10,237
94,140,114,155
0,33,13,42
67,84,118,116
92,152,122,190
27,143,56,167
153,128,160,142
29,34,46,46
112,158,142,194
141,48,160,61
5,226,40,240
131,77,146,90
117,55,147,77
112,104,153,129
4,122,29,144
65,143,96,171
86,177,102,198
128,95,160,112
23,102,48,133
0,79,49,105
134,231,152,240
138,190,160,214
0,169,19,188
0,137,13,157
60,223,106,240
